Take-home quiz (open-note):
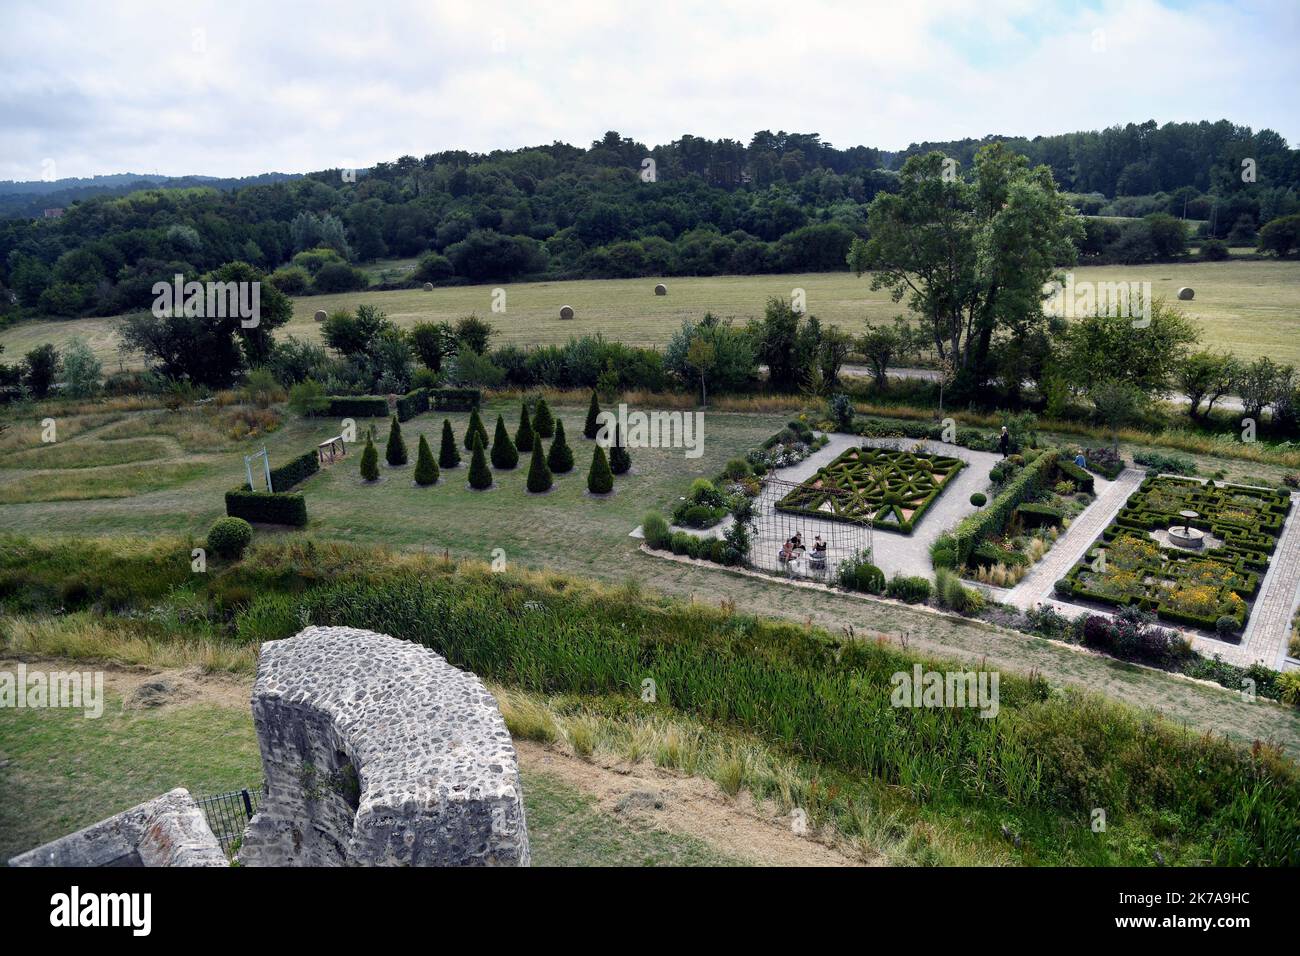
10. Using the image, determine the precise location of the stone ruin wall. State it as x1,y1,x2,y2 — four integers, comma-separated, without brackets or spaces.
10,626,529,868
237,626,529,866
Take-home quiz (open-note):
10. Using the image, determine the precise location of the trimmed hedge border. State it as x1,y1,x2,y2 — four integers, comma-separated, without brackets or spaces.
950,451,1059,565
1056,458,1095,494
268,450,320,491
225,488,308,527
431,388,481,412
323,395,389,418
395,388,430,422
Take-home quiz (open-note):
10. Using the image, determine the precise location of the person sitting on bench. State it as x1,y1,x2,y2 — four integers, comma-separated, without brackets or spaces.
791,532,806,553
779,538,797,562
809,536,827,569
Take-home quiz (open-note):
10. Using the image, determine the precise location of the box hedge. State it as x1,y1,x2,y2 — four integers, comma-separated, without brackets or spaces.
950,450,1058,565
430,388,481,411
225,488,308,526
395,388,430,422
323,395,389,418
268,450,320,491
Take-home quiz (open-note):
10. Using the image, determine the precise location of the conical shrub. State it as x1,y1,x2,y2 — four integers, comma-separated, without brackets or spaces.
515,403,535,452
587,444,613,494
491,414,519,469
360,435,379,481
385,415,407,466
547,418,574,473
414,434,439,485
439,419,461,468
464,407,488,450
526,437,553,493
533,398,555,438
610,423,631,475
583,390,602,439
467,433,493,489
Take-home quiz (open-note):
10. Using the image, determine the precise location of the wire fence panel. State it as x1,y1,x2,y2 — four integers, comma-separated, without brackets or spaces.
195,786,263,855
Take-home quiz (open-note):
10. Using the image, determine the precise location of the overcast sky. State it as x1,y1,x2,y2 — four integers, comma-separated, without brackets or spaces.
3,0,1297,181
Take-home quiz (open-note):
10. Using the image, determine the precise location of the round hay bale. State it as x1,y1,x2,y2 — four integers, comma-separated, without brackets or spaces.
423,282,434,292
313,309,327,323
559,305,575,320
654,283,667,296
1177,287,1194,300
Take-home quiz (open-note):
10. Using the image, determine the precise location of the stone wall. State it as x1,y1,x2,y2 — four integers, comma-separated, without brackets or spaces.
8,788,227,867
237,626,529,866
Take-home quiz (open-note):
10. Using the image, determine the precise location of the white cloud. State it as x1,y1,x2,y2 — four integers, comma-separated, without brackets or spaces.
0,0,1294,179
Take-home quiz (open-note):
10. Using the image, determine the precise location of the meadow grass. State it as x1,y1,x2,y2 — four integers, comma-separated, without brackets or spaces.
5,259,1299,367
0,683,746,866
3,536,1297,864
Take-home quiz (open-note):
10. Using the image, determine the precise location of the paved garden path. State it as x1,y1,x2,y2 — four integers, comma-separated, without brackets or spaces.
1006,468,1144,611
1239,492,1300,669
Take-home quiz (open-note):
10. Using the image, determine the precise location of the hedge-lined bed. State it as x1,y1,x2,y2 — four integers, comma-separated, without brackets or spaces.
1058,476,1292,634
775,447,964,534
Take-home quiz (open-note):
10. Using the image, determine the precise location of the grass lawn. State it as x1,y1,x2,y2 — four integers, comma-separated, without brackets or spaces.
0,685,742,865
2,398,1298,758
5,259,1299,368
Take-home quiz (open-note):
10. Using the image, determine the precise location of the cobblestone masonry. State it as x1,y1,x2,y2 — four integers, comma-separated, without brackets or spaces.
237,626,529,867
8,788,227,867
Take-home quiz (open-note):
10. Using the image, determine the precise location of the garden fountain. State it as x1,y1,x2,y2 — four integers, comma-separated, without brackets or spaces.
1167,509,1205,549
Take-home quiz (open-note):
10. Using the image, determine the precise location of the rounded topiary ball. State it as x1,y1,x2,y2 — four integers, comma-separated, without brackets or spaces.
970,492,987,507
208,517,253,560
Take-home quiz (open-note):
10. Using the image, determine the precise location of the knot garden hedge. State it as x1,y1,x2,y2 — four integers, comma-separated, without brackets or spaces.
1058,475,1293,634
775,446,965,534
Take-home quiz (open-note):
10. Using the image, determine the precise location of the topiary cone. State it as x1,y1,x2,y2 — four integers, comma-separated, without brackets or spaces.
587,444,613,494
583,390,601,439
491,413,519,469
385,415,407,466
609,423,631,475
526,437,553,493
439,419,461,468
547,418,574,473
414,433,439,485
360,436,379,481
533,398,555,438
467,433,493,490
464,407,488,450
515,403,535,452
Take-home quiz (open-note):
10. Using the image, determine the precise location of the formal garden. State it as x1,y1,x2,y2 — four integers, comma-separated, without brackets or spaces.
775,446,965,533
1056,475,1293,636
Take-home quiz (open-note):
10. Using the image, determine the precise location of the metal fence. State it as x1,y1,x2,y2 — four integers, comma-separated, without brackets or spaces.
195,786,263,855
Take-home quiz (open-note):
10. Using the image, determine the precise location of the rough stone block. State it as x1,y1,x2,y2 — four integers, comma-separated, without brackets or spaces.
238,626,529,867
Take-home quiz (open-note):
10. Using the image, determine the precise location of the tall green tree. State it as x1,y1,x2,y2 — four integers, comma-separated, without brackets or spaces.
385,415,407,466
587,444,614,494
463,407,488,449
413,433,439,485
862,145,1081,398
467,433,493,489
526,438,553,493
533,397,555,438
609,424,631,475
515,403,535,452
547,419,574,473
360,434,379,481
439,419,461,468
583,391,602,439
491,414,519,469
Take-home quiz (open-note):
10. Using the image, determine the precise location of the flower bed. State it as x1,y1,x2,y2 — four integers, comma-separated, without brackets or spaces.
775,446,964,534
1058,476,1291,634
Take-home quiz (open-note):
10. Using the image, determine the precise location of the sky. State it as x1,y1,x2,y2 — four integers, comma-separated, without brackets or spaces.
2,0,1297,181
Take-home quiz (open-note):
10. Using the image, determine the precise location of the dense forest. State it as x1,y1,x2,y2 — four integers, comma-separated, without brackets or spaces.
2,119,1298,322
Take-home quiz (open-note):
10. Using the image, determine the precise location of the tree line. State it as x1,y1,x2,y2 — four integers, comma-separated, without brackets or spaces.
2,121,1297,323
